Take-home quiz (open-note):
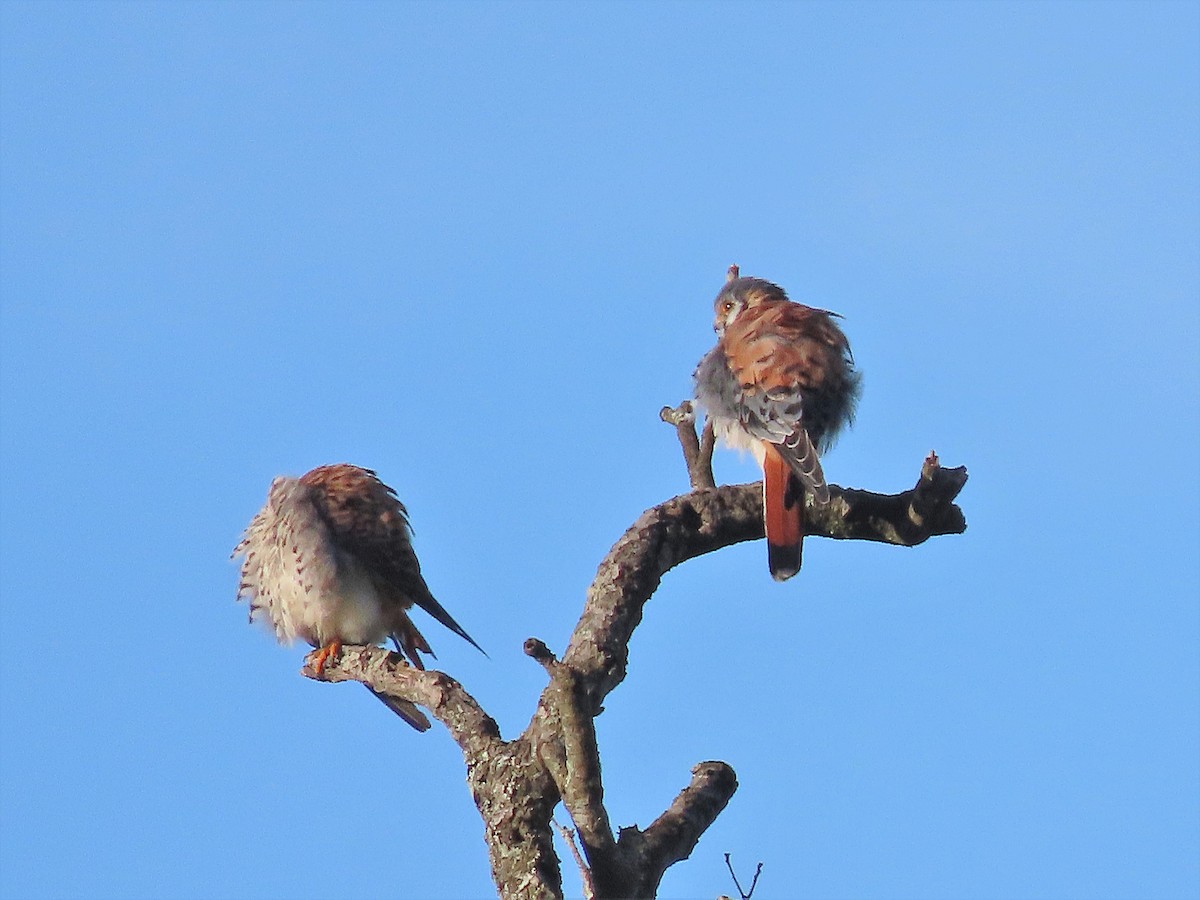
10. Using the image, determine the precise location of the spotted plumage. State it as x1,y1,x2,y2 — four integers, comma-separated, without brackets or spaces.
694,276,860,579
233,463,482,730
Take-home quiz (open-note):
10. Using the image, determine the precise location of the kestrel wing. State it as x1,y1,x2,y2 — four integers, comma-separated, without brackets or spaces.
722,304,836,501
300,465,485,655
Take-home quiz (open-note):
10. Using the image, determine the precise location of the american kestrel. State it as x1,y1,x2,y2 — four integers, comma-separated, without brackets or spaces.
694,275,860,580
233,463,483,731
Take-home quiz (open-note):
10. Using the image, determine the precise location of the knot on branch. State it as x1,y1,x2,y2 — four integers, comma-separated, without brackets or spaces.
524,637,559,670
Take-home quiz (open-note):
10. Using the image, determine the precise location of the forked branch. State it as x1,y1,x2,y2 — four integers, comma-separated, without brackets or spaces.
303,402,969,899
659,401,716,490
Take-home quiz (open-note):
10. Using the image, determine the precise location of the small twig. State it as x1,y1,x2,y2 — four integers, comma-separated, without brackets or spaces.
554,819,596,900
723,853,763,900
725,263,740,282
660,401,716,490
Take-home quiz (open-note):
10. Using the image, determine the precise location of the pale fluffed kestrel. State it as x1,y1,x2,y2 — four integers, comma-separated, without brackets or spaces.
233,463,482,731
694,275,860,580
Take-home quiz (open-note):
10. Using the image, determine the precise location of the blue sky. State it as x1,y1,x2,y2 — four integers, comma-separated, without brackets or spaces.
1,2,1197,898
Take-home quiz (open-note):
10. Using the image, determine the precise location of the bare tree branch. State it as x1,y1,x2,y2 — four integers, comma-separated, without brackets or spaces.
301,645,499,756
613,762,740,897
526,641,618,876
305,647,565,898
558,449,966,712
659,402,716,490
301,406,968,898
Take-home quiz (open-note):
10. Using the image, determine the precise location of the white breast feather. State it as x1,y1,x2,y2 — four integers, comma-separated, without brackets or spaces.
710,415,767,462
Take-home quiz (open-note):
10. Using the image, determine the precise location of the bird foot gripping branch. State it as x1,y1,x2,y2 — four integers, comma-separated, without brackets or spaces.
309,640,341,676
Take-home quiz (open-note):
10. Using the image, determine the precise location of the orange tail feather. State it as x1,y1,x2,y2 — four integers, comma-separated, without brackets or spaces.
763,445,804,581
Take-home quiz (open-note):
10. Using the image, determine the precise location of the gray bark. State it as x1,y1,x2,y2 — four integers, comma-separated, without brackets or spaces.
306,408,968,898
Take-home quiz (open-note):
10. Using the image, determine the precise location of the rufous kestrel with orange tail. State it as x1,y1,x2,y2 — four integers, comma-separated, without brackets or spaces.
233,463,483,730
694,273,860,580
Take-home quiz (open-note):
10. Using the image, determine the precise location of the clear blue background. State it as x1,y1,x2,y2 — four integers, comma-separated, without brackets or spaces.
2,2,1197,898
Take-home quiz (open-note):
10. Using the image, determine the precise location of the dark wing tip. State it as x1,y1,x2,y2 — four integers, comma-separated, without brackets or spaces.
414,589,488,658
456,627,488,658
367,687,432,732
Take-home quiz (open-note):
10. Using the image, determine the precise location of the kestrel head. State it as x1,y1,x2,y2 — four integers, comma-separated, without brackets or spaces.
712,277,789,335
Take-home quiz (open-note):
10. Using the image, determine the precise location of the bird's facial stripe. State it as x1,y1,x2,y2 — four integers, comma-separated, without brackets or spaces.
713,295,745,332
